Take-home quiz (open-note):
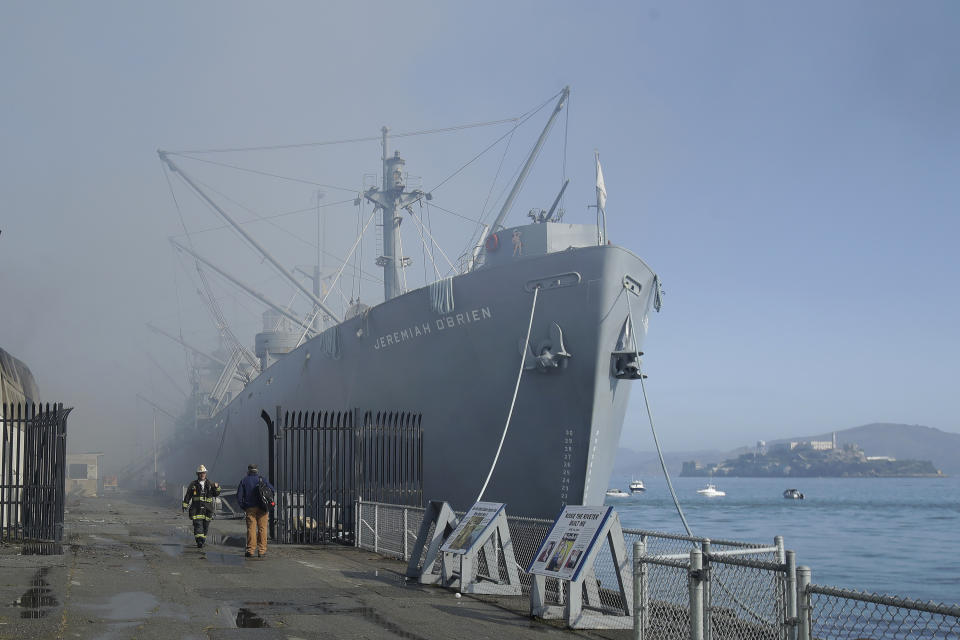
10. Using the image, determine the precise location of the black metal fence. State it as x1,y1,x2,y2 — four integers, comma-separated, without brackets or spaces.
263,408,422,545
1,403,71,544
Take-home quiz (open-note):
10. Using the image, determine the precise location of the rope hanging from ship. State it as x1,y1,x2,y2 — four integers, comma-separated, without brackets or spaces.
624,287,693,537
476,285,541,503
628,290,773,624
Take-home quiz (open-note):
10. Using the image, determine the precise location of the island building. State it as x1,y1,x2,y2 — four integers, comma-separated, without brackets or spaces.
772,432,838,452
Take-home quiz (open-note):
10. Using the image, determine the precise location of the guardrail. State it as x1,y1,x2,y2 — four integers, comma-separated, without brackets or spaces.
634,538,788,639
799,567,960,640
634,546,960,640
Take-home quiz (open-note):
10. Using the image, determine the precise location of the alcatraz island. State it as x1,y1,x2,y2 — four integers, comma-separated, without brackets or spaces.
681,433,945,478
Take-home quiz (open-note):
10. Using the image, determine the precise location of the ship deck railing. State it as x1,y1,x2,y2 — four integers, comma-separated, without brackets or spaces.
352,499,960,639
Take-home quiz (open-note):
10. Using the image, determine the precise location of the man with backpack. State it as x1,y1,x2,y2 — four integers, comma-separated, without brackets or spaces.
237,463,274,558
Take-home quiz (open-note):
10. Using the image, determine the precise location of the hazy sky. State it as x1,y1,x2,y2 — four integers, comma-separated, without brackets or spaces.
2,2,958,464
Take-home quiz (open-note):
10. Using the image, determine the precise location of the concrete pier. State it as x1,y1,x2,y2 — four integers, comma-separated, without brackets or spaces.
0,493,624,639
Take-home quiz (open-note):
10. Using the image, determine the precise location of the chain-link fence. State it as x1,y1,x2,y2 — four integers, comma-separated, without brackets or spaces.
636,550,693,639
634,538,788,639
703,552,792,640
356,501,424,559
799,568,960,640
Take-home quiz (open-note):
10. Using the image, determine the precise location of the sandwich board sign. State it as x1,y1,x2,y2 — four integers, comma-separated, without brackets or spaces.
527,505,632,628
440,501,502,554
438,501,521,595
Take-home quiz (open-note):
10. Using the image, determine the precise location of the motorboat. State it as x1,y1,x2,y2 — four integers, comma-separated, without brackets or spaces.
629,479,645,493
605,488,630,498
696,483,726,497
783,488,804,499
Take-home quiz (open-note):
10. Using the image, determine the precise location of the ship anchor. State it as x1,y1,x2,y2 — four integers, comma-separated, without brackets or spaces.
519,322,571,372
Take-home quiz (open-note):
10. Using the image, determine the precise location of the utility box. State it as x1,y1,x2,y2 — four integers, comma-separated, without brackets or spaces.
66,453,105,497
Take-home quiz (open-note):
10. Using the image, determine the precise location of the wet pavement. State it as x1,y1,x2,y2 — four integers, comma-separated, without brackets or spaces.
0,492,625,639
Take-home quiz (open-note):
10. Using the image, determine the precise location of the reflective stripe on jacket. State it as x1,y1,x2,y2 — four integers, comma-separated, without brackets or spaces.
182,479,221,519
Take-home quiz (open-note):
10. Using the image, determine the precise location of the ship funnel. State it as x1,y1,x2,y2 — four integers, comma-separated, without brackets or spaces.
255,310,299,370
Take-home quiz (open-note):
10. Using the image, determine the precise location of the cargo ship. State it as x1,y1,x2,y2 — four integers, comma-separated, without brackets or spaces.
146,88,662,519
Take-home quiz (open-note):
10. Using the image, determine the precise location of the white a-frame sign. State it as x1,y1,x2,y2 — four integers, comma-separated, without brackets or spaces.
406,500,459,584
404,500,520,594
527,505,632,628
438,501,521,595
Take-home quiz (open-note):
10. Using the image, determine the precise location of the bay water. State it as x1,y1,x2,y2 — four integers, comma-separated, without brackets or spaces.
606,474,960,605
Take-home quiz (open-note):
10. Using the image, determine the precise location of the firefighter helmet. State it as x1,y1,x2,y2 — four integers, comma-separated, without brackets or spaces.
196,464,208,474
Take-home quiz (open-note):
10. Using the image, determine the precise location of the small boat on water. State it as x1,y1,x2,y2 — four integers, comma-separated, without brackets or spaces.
629,479,646,493
783,488,804,499
606,488,630,498
697,483,726,497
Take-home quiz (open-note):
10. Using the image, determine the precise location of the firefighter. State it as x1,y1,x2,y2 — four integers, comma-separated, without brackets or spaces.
182,464,221,548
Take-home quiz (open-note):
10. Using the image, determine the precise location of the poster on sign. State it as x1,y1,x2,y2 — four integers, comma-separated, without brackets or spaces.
527,505,612,581
440,501,504,555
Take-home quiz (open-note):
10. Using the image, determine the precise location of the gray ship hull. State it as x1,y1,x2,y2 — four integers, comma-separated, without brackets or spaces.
169,242,657,519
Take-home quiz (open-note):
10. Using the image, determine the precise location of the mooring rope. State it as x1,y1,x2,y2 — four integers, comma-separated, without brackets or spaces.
476,285,540,502
627,288,771,624
625,289,693,536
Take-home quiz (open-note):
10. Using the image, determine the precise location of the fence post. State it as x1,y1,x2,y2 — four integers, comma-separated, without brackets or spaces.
785,550,797,640
774,535,787,640
403,507,409,561
689,548,704,640
641,535,649,637
374,503,379,554
702,539,712,640
797,565,811,640
633,539,645,640
356,501,362,548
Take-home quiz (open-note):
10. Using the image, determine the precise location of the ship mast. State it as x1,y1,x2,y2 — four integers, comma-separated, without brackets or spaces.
476,86,570,260
363,128,429,302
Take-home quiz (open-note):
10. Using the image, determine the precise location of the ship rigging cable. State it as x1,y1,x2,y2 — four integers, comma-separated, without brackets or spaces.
397,218,409,293
296,205,379,347
163,161,260,376
405,206,457,275
163,158,381,286
163,153,357,193
476,285,540,503
426,91,560,195
161,167,196,379
169,116,526,155
407,208,442,281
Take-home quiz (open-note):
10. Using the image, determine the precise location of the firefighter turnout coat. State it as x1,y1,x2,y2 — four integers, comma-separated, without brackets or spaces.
182,479,221,521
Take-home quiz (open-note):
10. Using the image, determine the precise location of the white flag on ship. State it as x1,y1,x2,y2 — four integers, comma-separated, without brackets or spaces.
595,152,607,211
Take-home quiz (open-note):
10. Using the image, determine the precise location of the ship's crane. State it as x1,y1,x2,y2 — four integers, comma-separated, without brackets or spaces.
159,151,342,324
